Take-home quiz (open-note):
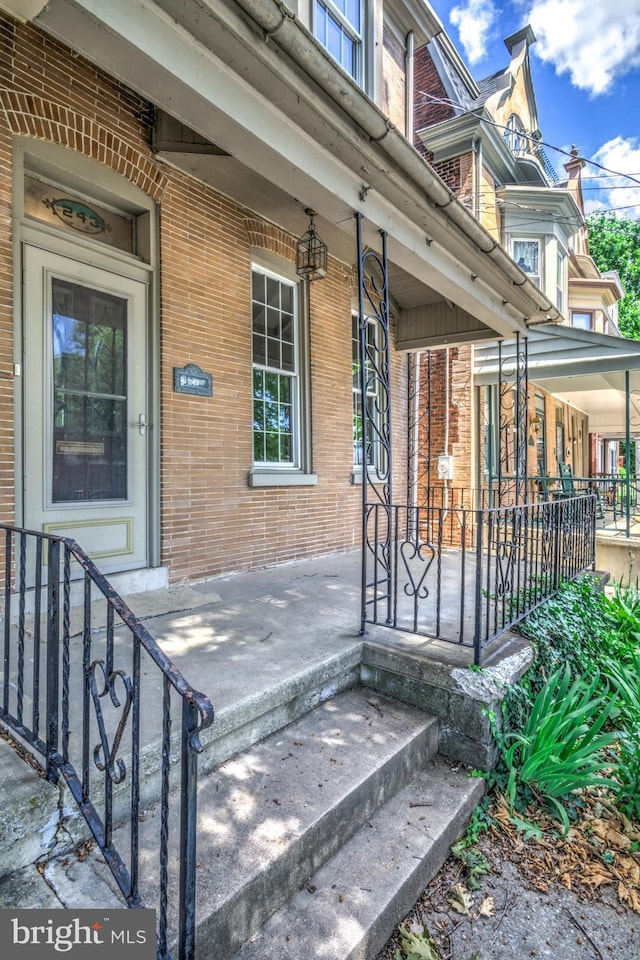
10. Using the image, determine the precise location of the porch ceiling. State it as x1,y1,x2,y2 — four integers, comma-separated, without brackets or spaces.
153,149,443,311
474,325,640,438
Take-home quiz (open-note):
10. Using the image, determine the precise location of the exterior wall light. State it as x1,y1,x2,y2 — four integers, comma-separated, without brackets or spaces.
296,208,327,281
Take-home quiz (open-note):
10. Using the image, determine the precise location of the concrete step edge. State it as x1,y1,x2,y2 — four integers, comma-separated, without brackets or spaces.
228,758,485,960
140,688,439,959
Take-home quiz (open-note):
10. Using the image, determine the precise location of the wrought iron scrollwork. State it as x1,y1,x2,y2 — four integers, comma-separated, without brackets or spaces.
497,334,528,506
90,659,133,784
357,213,393,630
400,538,435,600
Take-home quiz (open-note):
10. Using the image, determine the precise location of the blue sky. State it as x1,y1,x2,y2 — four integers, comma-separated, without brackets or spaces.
430,0,640,217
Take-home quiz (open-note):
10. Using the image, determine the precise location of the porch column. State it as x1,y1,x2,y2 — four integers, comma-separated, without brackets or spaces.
357,214,393,629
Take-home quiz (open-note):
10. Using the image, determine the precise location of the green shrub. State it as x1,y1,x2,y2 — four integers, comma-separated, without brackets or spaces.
497,665,619,835
616,724,640,821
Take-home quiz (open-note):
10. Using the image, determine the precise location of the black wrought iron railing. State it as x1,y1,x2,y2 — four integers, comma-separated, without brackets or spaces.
531,474,639,535
362,495,596,663
0,525,214,960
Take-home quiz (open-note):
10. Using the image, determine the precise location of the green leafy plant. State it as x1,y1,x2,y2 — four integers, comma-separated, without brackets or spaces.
451,841,491,890
498,664,619,835
395,924,440,960
615,723,640,821
605,651,640,727
600,583,640,662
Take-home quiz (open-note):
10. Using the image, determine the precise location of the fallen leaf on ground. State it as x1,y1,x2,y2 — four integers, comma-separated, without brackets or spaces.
476,896,495,918
448,883,473,916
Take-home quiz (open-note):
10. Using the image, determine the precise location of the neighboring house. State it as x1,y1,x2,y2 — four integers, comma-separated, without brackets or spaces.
412,21,631,503
0,0,563,595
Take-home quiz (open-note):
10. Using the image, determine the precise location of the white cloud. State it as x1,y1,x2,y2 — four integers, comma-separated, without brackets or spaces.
450,0,497,64
586,136,640,218
523,0,640,95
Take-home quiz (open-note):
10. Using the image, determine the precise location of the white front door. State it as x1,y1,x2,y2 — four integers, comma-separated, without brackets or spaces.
23,244,149,573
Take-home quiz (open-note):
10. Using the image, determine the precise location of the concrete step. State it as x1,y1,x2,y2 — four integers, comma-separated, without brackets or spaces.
230,757,484,960
128,687,438,960
0,736,61,877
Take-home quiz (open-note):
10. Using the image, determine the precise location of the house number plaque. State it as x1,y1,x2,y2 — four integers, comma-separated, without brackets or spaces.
173,363,213,397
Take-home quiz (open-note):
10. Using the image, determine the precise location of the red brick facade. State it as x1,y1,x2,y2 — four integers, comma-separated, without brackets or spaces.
0,14,408,583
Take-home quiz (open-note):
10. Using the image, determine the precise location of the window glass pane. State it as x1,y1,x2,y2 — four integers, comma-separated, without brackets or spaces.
346,0,360,30
253,333,265,365
252,271,265,302
571,312,592,330
252,269,298,467
267,337,280,367
281,285,293,313
267,276,280,308
52,278,127,503
513,240,539,276
263,371,279,401
266,307,280,339
252,302,265,335
279,432,292,462
281,342,294,372
281,313,294,344
327,15,342,61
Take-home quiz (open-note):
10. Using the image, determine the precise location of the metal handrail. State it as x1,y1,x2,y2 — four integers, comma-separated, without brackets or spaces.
0,524,214,960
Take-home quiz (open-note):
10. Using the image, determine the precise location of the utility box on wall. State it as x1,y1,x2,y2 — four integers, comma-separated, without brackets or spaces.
437,455,455,481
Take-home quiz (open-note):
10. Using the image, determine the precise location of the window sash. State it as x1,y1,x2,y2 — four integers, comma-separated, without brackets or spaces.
314,0,363,83
252,268,300,467
571,311,593,331
513,239,541,288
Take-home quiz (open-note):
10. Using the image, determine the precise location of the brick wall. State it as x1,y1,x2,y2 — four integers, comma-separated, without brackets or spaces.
0,13,409,583
413,45,455,161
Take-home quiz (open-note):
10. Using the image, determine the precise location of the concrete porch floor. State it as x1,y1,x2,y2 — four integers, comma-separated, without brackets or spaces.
100,548,528,722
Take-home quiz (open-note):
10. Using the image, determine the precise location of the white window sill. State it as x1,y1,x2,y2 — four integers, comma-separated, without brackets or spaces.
248,471,318,487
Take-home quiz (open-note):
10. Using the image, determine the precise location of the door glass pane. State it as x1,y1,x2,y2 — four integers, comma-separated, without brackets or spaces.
51,278,128,502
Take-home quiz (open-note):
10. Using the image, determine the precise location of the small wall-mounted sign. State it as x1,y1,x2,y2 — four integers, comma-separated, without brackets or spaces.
173,363,213,397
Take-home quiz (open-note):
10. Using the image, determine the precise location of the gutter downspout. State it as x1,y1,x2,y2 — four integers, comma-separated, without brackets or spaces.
223,0,561,322
405,31,414,146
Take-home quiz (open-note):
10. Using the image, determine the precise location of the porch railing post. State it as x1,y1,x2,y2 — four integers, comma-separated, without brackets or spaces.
626,369,631,539
46,538,60,782
179,697,200,960
473,510,485,665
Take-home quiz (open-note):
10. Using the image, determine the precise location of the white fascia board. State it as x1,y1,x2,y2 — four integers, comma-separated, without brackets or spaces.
35,0,528,334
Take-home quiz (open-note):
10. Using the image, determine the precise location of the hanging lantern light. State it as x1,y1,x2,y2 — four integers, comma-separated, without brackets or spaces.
296,208,327,281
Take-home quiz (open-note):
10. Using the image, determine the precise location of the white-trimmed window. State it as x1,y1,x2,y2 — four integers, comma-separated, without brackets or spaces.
513,238,541,288
571,310,593,331
249,264,316,487
314,0,363,85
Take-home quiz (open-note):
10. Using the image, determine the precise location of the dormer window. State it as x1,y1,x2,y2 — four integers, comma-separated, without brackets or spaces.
504,115,527,157
314,0,363,85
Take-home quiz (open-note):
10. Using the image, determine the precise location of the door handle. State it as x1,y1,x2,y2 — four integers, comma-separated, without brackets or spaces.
131,413,147,436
